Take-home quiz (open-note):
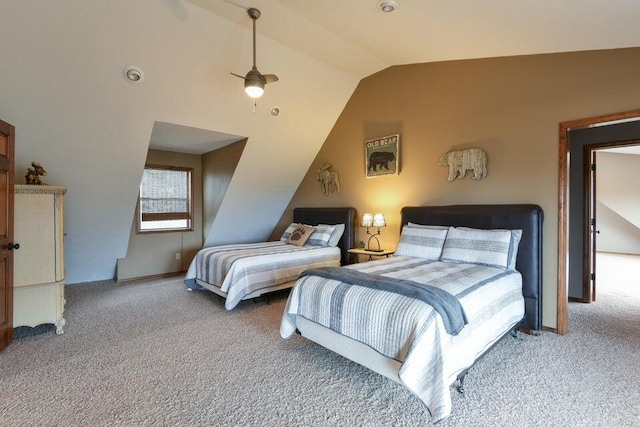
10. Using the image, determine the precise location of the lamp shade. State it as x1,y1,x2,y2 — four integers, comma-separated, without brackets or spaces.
372,213,386,227
361,213,373,227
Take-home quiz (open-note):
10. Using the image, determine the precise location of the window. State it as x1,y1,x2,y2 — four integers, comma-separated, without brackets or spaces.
136,164,193,233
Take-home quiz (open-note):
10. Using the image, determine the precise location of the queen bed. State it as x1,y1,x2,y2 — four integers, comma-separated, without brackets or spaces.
280,204,543,424
184,207,356,310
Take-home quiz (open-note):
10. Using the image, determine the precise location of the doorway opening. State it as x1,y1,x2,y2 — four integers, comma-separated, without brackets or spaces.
558,109,640,335
581,143,640,304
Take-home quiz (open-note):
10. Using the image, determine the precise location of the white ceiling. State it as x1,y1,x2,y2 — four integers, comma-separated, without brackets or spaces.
167,0,640,154
150,121,244,154
188,0,640,78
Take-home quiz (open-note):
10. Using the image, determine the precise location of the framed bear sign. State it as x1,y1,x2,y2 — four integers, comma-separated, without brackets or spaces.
365,134,400,178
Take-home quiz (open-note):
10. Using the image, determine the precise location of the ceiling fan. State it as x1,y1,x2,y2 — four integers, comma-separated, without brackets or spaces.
231,8,278,99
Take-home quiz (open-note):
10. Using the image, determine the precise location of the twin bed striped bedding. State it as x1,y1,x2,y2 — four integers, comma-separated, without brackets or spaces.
281,256,525,423
185,241,341,310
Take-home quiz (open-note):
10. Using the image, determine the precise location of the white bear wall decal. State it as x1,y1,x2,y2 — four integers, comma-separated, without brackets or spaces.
438,148,487,181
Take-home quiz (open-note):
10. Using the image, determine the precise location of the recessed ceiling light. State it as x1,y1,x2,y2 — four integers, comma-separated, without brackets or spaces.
123,66,144,83
378,0,398,13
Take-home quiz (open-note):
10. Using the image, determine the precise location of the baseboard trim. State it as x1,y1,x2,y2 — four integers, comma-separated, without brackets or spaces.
597,251,640,257
116,271,186,283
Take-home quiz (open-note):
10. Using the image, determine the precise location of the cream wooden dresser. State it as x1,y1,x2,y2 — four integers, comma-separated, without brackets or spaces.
13,184,66,334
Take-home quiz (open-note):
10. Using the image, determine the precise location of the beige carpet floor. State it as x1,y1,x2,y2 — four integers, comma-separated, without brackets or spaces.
1,253,638,426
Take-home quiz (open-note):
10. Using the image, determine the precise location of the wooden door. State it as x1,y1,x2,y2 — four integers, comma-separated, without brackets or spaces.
0,120,15,351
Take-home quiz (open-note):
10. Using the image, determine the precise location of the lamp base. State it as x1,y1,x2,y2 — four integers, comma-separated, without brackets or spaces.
366,234,383,252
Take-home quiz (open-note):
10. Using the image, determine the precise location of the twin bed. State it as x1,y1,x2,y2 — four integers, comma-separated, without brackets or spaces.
184,207,356,309
186,204,543,424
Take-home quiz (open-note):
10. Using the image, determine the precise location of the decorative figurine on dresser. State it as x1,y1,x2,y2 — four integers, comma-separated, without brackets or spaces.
13,183,67,334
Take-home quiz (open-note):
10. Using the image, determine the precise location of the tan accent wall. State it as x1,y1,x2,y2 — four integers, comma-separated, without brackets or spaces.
202,140,247,241
116,150,202,282
275,47,640,330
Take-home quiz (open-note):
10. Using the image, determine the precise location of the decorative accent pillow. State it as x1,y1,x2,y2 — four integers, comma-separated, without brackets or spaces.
441,227,513,270
286,224,315,246
395,225,449,260
305,224,336,247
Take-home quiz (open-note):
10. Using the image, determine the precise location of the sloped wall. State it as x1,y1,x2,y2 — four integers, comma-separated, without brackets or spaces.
0,1,357,283
202,140,247,242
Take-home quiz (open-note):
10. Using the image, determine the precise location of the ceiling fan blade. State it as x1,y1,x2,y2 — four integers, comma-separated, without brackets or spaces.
230,72,247,80
263,74,279,84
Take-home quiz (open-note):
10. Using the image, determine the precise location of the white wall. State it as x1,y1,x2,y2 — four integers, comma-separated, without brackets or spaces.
0,1,358,283
596,151,640,254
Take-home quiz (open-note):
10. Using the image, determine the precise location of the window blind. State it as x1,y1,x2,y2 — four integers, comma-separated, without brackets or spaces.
140,167,190,221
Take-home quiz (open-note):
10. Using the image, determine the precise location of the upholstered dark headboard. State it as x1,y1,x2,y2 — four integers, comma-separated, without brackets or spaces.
293,207,357,266
401,204,544,332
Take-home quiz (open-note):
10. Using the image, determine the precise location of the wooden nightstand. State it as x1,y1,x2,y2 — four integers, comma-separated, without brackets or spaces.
347,248,395,263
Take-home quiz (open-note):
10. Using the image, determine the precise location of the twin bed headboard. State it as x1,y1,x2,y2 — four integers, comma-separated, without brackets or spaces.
293,207,357,266
401,204,544,332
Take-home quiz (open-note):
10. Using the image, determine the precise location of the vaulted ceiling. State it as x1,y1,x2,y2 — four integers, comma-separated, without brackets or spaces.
189,0,640,78
2,0,639,284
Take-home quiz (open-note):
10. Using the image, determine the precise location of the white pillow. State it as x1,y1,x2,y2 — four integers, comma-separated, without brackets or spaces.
326,223,345,247
441,227,513,270
506,229,523,270
395,225,449,260
305,224,336,247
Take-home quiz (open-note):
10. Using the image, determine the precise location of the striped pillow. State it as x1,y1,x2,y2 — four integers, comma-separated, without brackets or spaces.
407,222,449,230
305,224,337,247
441,227,513,270
395,225,449,260
280,223,299,242
456,227,523,271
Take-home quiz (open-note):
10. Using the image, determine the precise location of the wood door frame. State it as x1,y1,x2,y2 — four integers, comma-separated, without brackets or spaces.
558,109,640,335
584,147,596,303
0,119,15,351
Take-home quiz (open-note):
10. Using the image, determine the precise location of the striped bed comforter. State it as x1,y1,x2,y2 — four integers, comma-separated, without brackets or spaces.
280,256,524,423
186,241,341,310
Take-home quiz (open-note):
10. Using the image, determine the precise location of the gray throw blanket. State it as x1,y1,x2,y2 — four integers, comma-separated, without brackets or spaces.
300,267,468,335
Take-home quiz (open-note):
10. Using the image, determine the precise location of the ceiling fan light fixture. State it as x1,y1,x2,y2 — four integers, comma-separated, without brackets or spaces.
378,0,398,13
230,7,278,101
245,82,264,98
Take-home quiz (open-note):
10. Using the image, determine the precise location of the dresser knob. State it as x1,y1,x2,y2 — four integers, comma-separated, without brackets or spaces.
7,242,20,250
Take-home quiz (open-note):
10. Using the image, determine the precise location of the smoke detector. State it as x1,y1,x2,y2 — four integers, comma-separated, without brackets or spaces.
378,0,398,12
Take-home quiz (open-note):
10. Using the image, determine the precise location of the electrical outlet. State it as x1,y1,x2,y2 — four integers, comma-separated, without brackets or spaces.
175,252,181,260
